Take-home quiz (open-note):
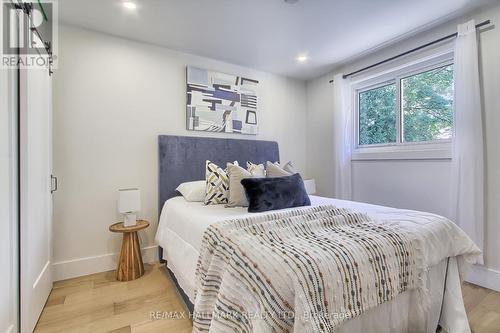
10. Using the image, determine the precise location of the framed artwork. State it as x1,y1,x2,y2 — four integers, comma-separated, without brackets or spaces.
186,66,259,135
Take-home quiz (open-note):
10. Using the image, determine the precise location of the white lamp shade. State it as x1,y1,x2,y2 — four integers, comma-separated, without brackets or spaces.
118,188,141,213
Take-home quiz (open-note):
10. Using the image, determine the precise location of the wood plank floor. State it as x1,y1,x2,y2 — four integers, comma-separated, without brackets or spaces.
35,263,500,333
462,282,500,333
35,263,192,333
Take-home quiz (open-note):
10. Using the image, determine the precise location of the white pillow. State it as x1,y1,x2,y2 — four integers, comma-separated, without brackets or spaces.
266,161,296,177
226,162,265,207
176,180,206,202
246,161,266,177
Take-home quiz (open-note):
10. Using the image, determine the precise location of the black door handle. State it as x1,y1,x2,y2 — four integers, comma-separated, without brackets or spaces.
51,175,58,193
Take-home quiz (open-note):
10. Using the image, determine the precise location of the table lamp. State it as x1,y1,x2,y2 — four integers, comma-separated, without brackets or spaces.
118,188,141,227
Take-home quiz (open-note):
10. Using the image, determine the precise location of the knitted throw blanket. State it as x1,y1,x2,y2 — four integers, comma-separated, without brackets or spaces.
193,206,423,333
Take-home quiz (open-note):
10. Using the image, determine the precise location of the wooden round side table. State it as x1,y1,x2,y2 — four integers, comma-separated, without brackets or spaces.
109,220,150,281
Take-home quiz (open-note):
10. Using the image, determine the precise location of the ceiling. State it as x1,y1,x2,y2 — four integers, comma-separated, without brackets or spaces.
59,0,494,80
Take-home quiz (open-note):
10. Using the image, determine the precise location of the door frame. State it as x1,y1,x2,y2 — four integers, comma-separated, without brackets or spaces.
0,48,20,333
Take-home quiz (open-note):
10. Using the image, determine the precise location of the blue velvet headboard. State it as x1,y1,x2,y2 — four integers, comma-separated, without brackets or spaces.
158,135,280,214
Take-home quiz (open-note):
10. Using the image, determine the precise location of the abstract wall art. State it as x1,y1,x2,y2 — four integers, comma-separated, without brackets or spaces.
186,66,259,135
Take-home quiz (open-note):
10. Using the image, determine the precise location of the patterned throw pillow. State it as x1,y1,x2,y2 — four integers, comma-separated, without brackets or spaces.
204,160,229,205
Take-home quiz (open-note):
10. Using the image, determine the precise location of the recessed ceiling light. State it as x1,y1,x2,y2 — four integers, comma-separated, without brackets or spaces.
297,55,308,63
122,1,137,10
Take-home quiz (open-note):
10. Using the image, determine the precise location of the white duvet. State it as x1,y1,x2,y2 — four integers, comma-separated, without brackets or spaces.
155,195,480,333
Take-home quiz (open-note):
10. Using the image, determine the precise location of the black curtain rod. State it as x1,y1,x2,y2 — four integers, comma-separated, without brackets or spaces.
329,19,492,83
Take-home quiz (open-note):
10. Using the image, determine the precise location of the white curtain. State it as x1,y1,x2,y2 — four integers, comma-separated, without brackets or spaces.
451,20,485,264
333,74,353,200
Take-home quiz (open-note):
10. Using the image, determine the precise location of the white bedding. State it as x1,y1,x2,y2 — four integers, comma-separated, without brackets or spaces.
155,196,479,333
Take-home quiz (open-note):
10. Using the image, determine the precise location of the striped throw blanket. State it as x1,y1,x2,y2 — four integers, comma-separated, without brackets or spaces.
193,206,423,333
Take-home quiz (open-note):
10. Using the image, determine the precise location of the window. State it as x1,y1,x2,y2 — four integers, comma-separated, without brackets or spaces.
356,60,454,149
401,65,454,142
359,83,397,145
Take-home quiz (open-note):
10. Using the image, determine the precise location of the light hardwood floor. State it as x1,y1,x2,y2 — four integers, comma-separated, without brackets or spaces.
35,263,500,333
462,282,500,332
35,263,192,333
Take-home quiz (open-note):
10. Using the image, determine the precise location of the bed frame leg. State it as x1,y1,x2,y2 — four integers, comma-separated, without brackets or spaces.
158,246,166,264
437,257,450,332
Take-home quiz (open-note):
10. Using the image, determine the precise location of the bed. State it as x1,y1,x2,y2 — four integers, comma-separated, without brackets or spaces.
155,135,479,333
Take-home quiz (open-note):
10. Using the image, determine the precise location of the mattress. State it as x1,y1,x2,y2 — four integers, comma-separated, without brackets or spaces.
155,196,475,333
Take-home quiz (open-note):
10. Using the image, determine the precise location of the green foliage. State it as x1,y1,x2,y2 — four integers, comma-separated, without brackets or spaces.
402,65,454,142
359,84,396,145
358,64,454,145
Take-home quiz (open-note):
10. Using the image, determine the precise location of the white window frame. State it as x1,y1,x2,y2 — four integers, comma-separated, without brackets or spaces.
351,50,454,161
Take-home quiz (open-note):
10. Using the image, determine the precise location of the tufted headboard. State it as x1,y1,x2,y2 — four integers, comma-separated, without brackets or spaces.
158,135,279,215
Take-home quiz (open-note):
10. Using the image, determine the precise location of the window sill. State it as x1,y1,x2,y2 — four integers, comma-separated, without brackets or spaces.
351,143,451,161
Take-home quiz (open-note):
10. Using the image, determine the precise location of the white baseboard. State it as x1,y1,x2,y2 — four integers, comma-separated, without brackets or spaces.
465,264,500,292
52,245,158,281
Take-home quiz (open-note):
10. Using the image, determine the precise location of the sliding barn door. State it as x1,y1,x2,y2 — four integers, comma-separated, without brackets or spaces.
20,65,53,333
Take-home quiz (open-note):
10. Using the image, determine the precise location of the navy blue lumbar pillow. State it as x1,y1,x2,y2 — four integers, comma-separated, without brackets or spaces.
241,173,311,213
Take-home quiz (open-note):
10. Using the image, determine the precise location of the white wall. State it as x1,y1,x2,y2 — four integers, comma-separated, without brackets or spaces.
352,160,452,217
52,25,309,280
306,3,500,289
305,73,335,198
